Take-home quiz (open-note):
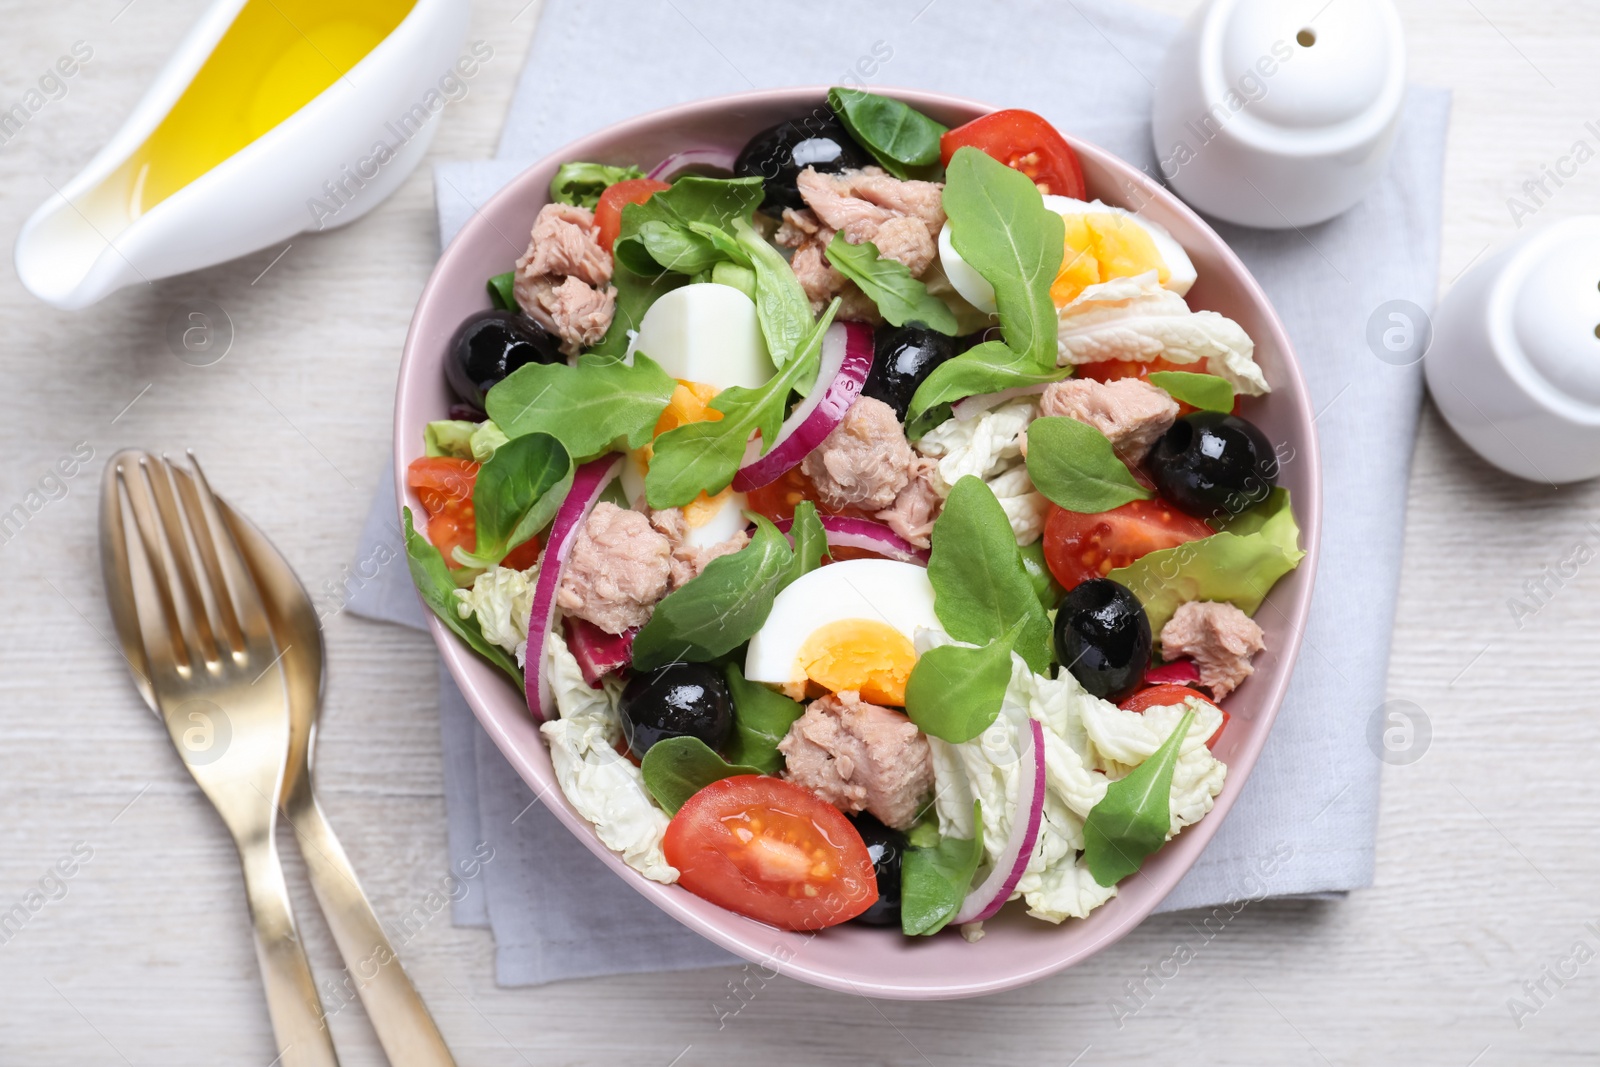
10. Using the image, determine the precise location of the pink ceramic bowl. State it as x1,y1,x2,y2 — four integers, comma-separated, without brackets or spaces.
394,87,1321,1000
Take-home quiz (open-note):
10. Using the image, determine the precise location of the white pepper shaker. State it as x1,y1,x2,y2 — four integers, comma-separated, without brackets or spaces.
1151,0,1407,229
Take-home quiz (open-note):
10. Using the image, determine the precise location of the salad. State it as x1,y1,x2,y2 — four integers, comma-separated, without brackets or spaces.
404,91,1305,937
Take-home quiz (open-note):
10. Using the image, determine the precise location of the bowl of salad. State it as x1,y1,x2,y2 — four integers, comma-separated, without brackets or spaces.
395,86,1319,999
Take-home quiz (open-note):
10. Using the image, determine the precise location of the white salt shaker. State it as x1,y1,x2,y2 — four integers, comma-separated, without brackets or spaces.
1425,217,1600,484
1150,0,1407,229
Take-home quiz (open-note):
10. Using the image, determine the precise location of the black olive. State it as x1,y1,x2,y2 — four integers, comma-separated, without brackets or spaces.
1054,578,1151,702
445,309,563,409
848,813,906,927
1146,411,1279,519
733,114,872,214
619,662,733,757
862,323,959,421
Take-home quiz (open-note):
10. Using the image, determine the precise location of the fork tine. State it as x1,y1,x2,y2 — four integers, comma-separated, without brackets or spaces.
169,456,247,657
141,455,222,664
100,450,158,704
117,456,195,674
182,452,275,656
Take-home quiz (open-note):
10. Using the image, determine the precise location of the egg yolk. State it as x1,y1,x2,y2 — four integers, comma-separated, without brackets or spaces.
641,379,727,516
795,619,918,707
1050,213,1170,306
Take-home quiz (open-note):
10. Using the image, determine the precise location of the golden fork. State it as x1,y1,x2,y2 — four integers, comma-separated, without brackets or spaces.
100,451,339,1067
103,451,458,1067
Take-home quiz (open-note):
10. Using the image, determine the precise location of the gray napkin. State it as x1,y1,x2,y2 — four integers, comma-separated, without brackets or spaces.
351,0,1451,985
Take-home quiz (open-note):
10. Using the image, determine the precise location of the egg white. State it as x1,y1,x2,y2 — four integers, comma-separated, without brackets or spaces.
744,559,939,690
940,195,1197,313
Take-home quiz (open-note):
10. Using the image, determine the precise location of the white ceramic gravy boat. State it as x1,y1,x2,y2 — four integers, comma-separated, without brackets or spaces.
15,0,468,309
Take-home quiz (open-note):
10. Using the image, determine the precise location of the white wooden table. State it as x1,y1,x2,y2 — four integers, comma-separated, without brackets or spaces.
3,0,1598,1062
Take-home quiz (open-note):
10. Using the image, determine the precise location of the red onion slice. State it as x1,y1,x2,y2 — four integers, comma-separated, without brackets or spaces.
951,717,1046,925
1144,659,1200,687
563,617,636,689
647,146,738,182
774,514,929,565
949,382,1051,422
525,455,624,721
732,320,875,493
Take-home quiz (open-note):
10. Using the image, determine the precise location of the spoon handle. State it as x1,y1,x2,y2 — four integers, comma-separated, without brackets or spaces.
286,785,458,1067
238,837,342,1067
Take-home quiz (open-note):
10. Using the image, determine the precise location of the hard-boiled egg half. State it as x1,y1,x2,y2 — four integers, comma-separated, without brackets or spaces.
940,195,1197,313
744,559,939,707
621,283,775,547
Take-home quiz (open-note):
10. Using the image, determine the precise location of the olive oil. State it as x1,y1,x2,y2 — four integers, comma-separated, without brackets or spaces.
117,0,415,220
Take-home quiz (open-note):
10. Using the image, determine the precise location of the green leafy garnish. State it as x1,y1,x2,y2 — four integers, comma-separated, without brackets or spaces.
904,619,1023,743
1147,370,1234,413
733,217,814,368
645,299,839,509
783,500,829,586
485,353,675,461
549,161,646,209
455,433,572,568
824,233,958,335
908,148,1067,424
901,802,984,936
425,420,477,458
631,514,795,670
827,88,947,178
486,271,517,311
1083,710,1194,886
1107,488,1304,637
724,664,805,775
1018,539,1065,611
927,476,1052,673
402,508,520,683
613,176,765,277
639,736,761,815
711,261,757,301
589,264,685,360
1023,416,1153,513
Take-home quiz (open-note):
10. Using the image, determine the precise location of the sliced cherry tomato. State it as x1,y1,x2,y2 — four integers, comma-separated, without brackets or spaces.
595,177,672,252
502,535,542,571
745,466,883,561
408,457,480,568
940,109,1086,199
1120,684,1228,750
1043,498,1214,591
662,776,878,930
1073,357,1193,386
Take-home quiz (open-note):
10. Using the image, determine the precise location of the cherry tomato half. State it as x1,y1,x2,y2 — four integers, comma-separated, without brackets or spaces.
408,457,478,568
1120,684,1228,750
662,776,878,930
595,177,672,252
940,109,1087,199
1042,499,1214,591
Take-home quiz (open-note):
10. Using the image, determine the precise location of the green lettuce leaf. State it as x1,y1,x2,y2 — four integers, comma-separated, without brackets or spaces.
486,271,517,311
901,802,984,936
1107,488,1305,638
402,508,520,683
549,161,646,209
424,420,477,459
724,664,805,775
485,352,676,461
825,233,958,335
827,88,947,178
639,737,761,815
455,433,572,568
1147,370,1234,412
1083,710,1194,886
1024,416,1152,513
905,619,1024,743
614,176,765,276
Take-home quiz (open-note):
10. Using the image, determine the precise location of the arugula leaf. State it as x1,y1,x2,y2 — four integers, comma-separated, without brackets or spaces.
639,736,761,814
485,353,675,460
901,802,984,936
402,508,521,683
783,500,829,587
825,234,958,335
909,341,1071,426
486,271,516,311
630,515,795,670
828,88,947,178
904,620,1023,743
614,176,765,276
1147,370,1235,413
1108,488,1304,637
927,476,1053,673
589,263,685,360
906,147,1067,424
724,663,805,775
549,161,645,209
455,433,572,568
646,299,839,509
733,217,814,368
1024,416,1153,513
1019,539,1066,611
1083,710,1194,886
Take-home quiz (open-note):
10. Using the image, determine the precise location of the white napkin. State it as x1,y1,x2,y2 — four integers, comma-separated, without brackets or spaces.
349,0,1451,985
